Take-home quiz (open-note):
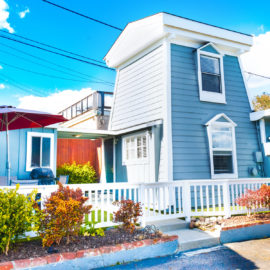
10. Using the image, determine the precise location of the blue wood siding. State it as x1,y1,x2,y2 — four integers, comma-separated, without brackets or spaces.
171,44,260,180
0,128,57,180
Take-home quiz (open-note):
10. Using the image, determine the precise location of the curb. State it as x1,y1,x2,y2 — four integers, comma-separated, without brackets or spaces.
0,236,178,269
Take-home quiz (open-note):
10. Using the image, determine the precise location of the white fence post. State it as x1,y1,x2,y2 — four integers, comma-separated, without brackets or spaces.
139,184,146,227
223,180,231,218
183,181,191,222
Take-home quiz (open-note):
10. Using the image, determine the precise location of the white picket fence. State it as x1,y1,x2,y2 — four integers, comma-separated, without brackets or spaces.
1,178,270,227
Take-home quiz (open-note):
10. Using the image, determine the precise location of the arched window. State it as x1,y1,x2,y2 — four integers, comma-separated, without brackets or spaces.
206,113,238,179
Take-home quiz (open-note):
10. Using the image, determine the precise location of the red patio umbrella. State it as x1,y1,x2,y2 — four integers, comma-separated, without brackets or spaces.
0,105,67,183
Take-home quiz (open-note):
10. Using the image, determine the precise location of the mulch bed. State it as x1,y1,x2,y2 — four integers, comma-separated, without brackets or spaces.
0,228,161,263
190,212,270,232
222,213,270,228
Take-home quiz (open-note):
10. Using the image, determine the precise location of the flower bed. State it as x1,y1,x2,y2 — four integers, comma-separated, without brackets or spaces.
0,234,178,270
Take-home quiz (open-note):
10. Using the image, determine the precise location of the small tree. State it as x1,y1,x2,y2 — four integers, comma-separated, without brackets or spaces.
259,184,270,209
253,93,270,111
113,199,142,233
39,183,92,247
0,185,40,255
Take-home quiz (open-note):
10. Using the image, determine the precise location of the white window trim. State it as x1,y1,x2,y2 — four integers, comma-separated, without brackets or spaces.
122,132,149,165
26,132,55,172
197,44,226,104
206,114,238,179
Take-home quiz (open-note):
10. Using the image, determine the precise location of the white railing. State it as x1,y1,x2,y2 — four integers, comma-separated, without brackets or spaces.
1,178,270,228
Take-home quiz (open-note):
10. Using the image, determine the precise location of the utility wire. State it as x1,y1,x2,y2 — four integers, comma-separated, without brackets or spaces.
0,29,105,64
245,71,270,80
0,35,114,71
42,0,123,31
0,48,113,85
0,42,114,85
0,60,103,83
0,73,45,97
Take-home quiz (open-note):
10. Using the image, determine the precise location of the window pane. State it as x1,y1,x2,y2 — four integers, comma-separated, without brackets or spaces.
137,137,142,158
31,137,41,167
212,127,232,149
42,138,51,167
202,73,221,93
213,151,233,174
130,138,135,159
201,56,220,74
143,136,147,158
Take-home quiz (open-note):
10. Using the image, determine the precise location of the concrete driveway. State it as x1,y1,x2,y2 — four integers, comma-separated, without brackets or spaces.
102,238,270,270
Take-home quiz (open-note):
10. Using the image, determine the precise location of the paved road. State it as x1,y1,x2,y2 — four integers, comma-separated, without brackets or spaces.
101,239,270,270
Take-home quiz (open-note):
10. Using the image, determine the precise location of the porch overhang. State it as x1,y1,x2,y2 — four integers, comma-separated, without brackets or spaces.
57,128,116,140
57,119,163,139
250,110,270,121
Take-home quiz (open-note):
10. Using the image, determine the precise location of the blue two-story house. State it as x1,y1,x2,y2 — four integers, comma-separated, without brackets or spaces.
102,12,261,183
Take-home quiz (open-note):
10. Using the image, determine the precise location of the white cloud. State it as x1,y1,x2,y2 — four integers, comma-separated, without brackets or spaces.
241,31,270,96
0,65,3,69
18,8,29,19
258,25,264,32
0,0,14,33
17,88,95,114
0,83,5,89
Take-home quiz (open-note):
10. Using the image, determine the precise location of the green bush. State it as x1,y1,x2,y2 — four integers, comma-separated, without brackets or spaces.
57,162,97,184
0,185,40,255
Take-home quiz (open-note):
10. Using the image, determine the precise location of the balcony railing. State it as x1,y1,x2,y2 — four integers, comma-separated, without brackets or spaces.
59,91,113,120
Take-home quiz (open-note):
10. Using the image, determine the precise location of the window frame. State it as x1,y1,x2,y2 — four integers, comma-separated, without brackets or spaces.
26,132,55,172
197,44,226,104
206,114,238,179
122,132,149,165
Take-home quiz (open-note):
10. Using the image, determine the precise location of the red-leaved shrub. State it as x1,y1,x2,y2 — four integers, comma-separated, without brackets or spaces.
39,183,92,247
113,199,142,233
235,189,261,216
259,184,270,209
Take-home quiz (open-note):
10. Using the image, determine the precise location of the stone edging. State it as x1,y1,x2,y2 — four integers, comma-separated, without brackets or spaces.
0,235,178,270
221,220,270,231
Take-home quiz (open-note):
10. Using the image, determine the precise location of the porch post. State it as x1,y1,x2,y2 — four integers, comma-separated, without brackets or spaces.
5,115,11,185
223,180,231,218
183,181,191,222
100,138,106,184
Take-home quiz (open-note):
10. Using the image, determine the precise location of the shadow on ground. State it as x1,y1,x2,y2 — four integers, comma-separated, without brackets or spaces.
97,246,258,270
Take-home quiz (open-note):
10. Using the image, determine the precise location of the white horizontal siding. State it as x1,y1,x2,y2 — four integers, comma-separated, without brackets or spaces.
110,46,164,130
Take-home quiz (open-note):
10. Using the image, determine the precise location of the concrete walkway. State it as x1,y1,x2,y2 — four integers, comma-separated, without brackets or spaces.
103,239,270,269
149,218,221,251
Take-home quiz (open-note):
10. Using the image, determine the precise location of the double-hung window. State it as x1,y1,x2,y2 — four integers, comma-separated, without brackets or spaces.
197,43,226,104
206,114,238,179
26,132,54,171
123,133,148,164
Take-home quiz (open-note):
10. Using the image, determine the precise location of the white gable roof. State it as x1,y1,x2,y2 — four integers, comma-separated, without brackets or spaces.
105,12,253,68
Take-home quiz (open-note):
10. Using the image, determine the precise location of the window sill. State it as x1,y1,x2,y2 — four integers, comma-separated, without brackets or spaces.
122,159,149,166
212,173,238,179
26,166,53,172
200,92,226,104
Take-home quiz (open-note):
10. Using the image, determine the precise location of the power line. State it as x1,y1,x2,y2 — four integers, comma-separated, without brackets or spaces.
0,42,114,86
0,47,114,85
42,0,123,31
0,60,103,83
0,73,45,97
0,29,105,65
245,71,270,80
0,35,114,71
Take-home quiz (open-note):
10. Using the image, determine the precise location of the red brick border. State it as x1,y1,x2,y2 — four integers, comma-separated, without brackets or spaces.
0,235,178,270
222,220,270,231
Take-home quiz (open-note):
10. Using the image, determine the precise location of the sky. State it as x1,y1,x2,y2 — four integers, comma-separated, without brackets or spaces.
0,0,270,113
